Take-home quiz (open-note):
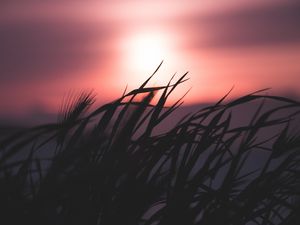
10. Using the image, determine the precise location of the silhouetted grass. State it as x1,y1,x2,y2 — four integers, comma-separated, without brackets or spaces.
0,67,299,225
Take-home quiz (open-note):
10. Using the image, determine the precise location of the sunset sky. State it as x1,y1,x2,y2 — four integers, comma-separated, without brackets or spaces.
1,0,300,122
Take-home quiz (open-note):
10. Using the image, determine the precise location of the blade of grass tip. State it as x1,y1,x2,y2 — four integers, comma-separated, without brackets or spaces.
214,85,234,106
124,68,161,104
259,95,300,105
156,87,191,125
165,72,189,99
139,60,164,89
113,70,166,140
225,88,270,109
125,72,187,98
249,88,271,95
226,95,263,108
122,84,128,97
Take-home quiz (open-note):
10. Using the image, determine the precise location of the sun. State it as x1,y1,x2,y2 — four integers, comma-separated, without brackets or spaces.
129,33,166,72
104,30,190,104
121,31,174,85
118,30,190,100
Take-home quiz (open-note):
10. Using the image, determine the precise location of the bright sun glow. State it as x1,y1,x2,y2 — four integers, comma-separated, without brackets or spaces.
118,30,190,103
130,33,166,72
121,31,176,85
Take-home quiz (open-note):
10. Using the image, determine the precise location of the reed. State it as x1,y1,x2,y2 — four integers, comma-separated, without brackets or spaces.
0,67,299,225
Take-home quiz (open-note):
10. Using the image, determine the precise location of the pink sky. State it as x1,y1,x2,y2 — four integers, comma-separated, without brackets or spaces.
1,0,300,119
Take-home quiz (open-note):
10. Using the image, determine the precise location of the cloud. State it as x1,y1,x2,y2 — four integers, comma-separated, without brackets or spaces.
0,19,113,83
188,1,300,48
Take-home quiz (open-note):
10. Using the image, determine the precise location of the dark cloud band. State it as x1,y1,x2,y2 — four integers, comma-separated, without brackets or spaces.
0,20,111,83
189,1,300,48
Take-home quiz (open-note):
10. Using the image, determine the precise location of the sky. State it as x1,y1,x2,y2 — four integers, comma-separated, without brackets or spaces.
1,0,300,122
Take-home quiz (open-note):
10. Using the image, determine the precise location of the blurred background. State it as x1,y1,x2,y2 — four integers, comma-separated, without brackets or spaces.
1,0,300,125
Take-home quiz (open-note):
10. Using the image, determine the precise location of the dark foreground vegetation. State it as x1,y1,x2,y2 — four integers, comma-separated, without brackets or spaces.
1,69,300,225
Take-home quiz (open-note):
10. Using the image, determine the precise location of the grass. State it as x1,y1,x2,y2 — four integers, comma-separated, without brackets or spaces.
0,67,300,225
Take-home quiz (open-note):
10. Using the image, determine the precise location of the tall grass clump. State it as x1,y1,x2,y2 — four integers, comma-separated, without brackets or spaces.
0,66,300,225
